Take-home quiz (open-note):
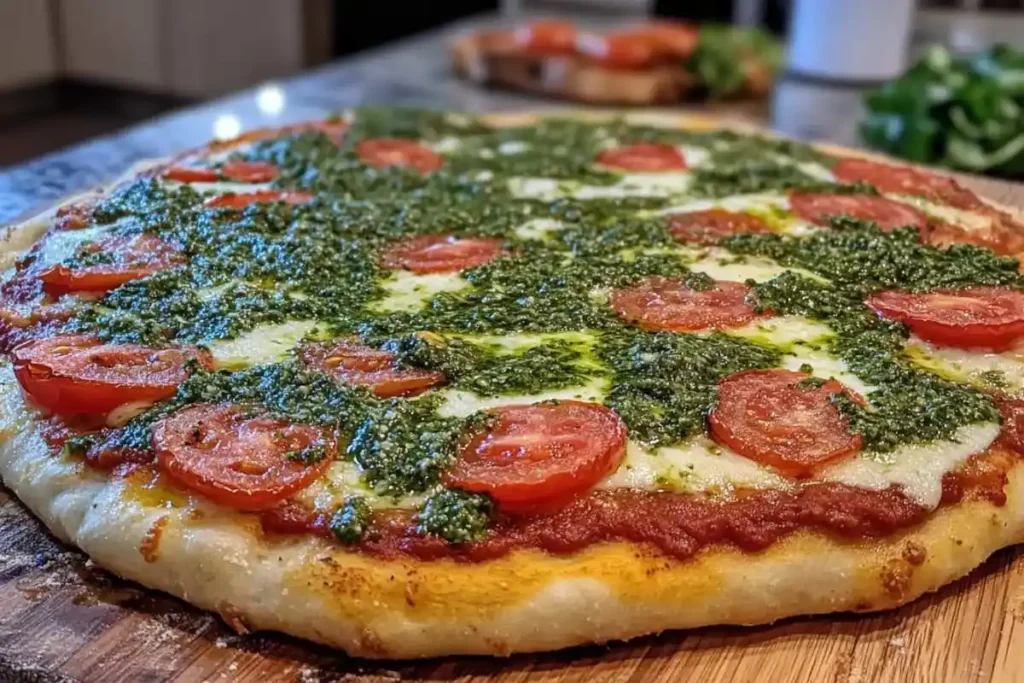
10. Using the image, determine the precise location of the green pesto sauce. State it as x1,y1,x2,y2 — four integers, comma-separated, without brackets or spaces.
52,108,1017,544
417,489,493,544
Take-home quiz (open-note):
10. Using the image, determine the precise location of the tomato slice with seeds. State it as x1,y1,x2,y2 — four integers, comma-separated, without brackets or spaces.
709,369,862,479
38,232,183,296
595,143,687,171
447,401,627,513
55,202,95,230
832,158,983,211
514,21,577,54
381,234,502,274
788,192,929,232
203,190,314,209
356,138,443,174
610,276,763,332
866,287,1024,351
669,209,770,244
153,403,335,510
12,334,212,416
575,32,656,69
300,340,445,398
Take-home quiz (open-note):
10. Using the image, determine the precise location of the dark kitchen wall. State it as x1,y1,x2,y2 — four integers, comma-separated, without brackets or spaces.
334,0,498,57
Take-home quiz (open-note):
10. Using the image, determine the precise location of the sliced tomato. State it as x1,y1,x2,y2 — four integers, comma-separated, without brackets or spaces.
300,339,445,398
669,209,770,244
633,21,699,58
610,276,763,332
709,369,862,479
595,143,687,172
514,21,577,54
832,158,983,211
162,166,219,183
789,192,929,232
203,190,314,209
446,401,627,513
381,234,502,274
575,32,656,69
206,119,347,152
153,403,335,510
55,202,95,231
218,160,279,183
38,232,183,296
12,335,212,416
260,500,330,536
866,287,1024,351
356,138,443,174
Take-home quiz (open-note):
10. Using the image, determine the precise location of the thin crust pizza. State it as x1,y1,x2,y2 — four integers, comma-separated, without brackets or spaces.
3,109,1024,659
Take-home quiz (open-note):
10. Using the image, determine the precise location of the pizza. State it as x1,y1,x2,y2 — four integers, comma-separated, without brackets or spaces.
451,20,778,105
2,109,1024,659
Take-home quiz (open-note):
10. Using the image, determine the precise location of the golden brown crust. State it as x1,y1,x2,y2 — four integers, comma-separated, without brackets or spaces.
2,110,1024,659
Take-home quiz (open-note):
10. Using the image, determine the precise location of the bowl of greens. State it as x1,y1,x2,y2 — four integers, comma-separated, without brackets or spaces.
860,44,1023,179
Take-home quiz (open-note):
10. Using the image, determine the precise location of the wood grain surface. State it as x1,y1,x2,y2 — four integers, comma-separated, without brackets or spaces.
1,174,1023,683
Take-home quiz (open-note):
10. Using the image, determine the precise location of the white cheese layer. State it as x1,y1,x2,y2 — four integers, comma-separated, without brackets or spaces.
820,422,999,509
509,173,692,201
906,337,1024,391
29,225,113,271
435,377,608,419
207,320,320,369
514,218,564,241
599,438,793,496
374,271,467,312
892,194,993,233
596,422,997,510
163,180,274,195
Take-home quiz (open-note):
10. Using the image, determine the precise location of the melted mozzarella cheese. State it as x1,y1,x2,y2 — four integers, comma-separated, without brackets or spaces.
821,422,999,508
680,246,824,283
29,225,113,270
163,180,274,194
780,346,874,397
292,460,427,512
599,438,793,496
436,377,608,419
514,218,564,240
429,136,462,153
725,315,834,349
892,194,993,232
374,271,467,312
498,140,529,155
906,337,1024,391
509,173,692,201
207,320,321,369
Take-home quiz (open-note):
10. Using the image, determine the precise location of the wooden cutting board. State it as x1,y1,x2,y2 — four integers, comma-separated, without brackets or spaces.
2,174,1024,683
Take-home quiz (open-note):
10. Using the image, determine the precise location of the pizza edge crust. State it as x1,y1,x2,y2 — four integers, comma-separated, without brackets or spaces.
1,110,1023,660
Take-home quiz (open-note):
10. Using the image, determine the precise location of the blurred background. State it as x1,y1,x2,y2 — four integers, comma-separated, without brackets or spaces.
0,0,1021,178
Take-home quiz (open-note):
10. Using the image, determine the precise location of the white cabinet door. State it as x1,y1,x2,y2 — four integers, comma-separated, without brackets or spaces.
0,0,58,90
163,0,306,98
59,0,164,90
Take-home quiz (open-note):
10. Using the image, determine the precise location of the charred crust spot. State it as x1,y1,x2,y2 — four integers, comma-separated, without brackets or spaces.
139,515,168,563
881,558,914,600
902,541,926,566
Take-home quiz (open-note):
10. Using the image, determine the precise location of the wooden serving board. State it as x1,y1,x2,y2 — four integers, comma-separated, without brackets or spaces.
2,174,1024,683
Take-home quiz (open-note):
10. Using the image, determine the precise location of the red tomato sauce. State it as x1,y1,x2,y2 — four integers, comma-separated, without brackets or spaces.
256,446,1018,563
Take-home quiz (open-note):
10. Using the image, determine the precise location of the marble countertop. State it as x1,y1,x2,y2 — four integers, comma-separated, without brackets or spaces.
0,11,932,224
